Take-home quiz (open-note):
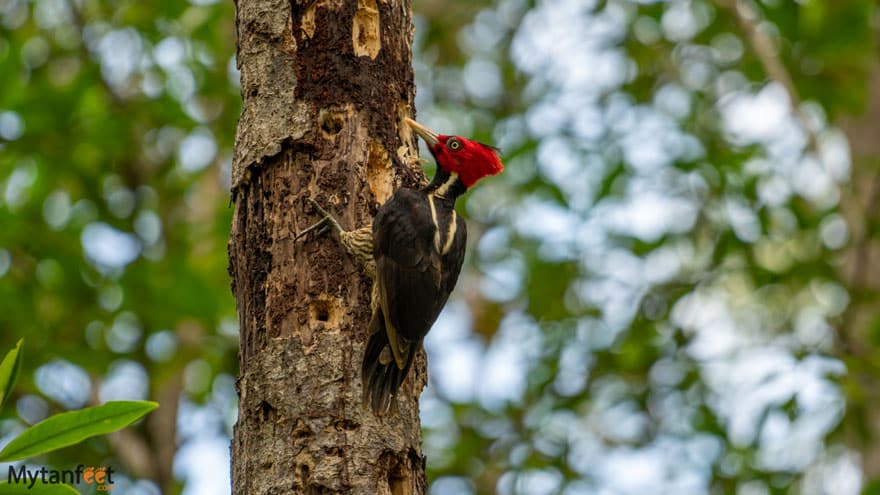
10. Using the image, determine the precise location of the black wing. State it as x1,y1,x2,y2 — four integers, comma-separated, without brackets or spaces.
373,188,443,346
363,189,468,413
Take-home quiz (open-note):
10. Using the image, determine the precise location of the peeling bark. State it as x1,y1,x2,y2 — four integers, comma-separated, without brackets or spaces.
228,0,427,493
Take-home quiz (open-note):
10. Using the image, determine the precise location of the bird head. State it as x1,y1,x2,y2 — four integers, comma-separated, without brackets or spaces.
405,118,503,188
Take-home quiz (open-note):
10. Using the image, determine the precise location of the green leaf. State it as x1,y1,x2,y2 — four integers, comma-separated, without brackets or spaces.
0,480,80,495
0,401,158,462
863,476,880,495
0,339,24,410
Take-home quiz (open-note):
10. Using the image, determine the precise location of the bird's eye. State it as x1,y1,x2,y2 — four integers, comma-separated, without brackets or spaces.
447,138,462,151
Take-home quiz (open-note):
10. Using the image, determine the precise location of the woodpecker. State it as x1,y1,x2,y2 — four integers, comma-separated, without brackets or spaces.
300,118,503,414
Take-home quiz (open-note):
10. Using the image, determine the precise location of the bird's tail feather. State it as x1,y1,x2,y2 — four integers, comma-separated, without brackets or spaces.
361,310,415,415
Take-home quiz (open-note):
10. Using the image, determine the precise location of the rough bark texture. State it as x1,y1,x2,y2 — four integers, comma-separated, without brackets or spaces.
228,0,427,493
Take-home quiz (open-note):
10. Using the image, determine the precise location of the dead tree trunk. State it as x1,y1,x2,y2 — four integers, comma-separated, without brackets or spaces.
228,0,427,493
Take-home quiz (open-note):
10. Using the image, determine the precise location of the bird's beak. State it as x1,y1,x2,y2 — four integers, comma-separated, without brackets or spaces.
405,118,439,147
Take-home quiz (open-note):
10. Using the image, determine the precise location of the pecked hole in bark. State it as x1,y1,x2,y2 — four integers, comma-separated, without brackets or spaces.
366,140,393,204
258,400,275,421
293,418,313,440
315,305,329,322
390,476,407,495
352,0,380,59
310,296,341,326
300,1,316,39
319,108,345,136
389,467,408,495
311,300,330,322
329,418,360,431
379,450,413,495
298,463,312,490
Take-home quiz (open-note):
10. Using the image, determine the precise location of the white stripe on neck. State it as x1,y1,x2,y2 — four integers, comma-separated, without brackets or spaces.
428,173,461,254
428,194,441,253
441,211,457,255
434,172,459,198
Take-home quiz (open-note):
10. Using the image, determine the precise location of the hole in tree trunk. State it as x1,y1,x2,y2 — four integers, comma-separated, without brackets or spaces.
310,296,340,326
259,400,275,421
319,108,345,136
380,450,412,495
312,301,330,322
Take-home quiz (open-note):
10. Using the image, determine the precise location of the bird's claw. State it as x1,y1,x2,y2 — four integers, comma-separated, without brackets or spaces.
293,216,329,242
294,198,342,242
306,198,334,220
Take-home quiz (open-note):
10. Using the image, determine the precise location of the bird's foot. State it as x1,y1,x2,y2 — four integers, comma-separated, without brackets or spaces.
293,198,342,242
293,217,330,242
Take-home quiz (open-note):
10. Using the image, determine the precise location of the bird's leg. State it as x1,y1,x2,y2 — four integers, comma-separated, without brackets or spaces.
292,217,330,242
293,198,342,242
296,198,375,277
299,199,384,362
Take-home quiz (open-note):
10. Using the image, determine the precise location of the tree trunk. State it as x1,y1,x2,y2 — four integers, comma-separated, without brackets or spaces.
227,0,427,493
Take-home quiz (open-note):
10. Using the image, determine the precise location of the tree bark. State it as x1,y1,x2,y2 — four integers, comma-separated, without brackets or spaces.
228,0,427,493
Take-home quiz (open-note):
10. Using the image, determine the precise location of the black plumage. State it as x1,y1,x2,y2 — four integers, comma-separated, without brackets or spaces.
361,168,467,413
299,119,502,415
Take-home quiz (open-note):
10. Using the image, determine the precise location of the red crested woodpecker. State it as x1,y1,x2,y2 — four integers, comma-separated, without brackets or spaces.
300,118,504,414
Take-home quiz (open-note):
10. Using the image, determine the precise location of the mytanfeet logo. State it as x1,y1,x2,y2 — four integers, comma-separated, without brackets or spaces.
7,464,115,491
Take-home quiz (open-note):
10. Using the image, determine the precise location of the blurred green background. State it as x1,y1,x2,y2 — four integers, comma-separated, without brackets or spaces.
1,0,879,493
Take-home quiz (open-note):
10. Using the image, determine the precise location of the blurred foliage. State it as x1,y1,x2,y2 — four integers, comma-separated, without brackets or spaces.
0,0,238,492
1,0,879,494
414,0,879,494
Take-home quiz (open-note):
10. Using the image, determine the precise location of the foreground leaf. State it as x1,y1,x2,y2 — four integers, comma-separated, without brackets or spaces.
0,480,80,495
0,401,159,462
0,339,23,409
